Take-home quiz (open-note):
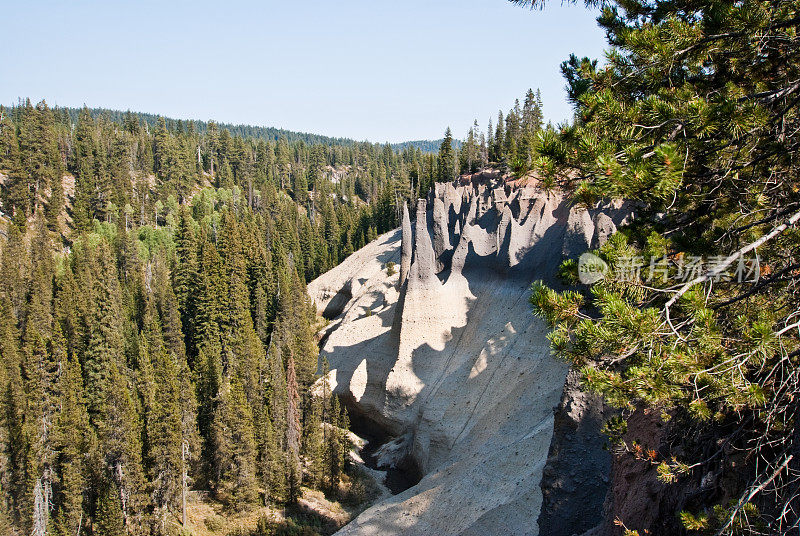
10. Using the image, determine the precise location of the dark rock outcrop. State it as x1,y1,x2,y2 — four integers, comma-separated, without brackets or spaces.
537,371,612,536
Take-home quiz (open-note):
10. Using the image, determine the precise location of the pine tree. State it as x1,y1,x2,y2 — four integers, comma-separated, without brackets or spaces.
504,102,521,169
83,241,124,422
0,106,20,174
196,229,225,335
138,300,183,530
100,362,146,531
437,127,456,182
460,125,478,175
21,328,60,536
94,481,125,536
492,112,505,165
275,137,291,191
173,206,199,361
518,0,800,532
326,394,345,495
51,342,91,536
72,108,96,230
263,344,288,503
217,211,265,407
285,354,302,503
11,101,61,222
0,212,32,323
301,393,324,489
24,220,54,343
320,359,344,495
153,261,186,362
0,294,27,529
210,378,259,511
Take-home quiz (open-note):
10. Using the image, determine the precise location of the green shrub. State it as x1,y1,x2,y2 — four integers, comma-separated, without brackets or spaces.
205,514,225,532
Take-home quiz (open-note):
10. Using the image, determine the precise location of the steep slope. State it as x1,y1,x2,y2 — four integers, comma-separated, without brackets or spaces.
308,176,632,536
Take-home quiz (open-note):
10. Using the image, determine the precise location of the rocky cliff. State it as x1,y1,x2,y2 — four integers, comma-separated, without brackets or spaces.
308,175,632,536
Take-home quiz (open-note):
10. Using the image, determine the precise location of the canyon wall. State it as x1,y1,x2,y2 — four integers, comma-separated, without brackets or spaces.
309,176,632,535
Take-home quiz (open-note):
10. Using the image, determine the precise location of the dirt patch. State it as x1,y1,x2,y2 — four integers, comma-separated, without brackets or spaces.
181,485,358,536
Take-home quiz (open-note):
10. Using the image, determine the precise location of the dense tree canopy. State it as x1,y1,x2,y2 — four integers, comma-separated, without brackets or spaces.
0,102,420,535
523,0,800,534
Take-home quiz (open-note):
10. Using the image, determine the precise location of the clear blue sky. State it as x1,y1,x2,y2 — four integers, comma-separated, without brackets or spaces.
2,0,607,143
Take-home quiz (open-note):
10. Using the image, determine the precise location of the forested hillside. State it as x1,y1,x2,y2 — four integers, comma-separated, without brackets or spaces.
53,106,454,152
58,106,359,148
0,90,544,536
0,100,408,536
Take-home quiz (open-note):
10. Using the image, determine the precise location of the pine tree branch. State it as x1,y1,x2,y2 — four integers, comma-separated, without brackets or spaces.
718,206,800,242
744,80,800,104
712,262,800,310
715,454,793,535
665,209,800,310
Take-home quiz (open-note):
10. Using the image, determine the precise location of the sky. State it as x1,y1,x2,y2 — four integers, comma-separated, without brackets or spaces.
1,0,608,143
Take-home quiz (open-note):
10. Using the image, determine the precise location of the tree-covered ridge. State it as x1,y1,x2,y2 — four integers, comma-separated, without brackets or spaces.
0,189,359,535
520,0,800,534
0,99,418,245
37,105,363,147
389,139,461,154
0,97,421,535
0,85,546,535
50,106,458,152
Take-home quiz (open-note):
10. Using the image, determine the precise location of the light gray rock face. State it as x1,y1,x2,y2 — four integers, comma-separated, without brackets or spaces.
563,205,595,259
410,199,437,285
593,213,617,249
562,201,635,259
308,179,633,536
432,197,451,272
400,202,412,287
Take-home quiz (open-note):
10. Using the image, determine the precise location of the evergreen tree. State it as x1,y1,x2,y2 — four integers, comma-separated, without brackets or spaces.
325,400,344,494
210,378,258,511
138,301,184,530
518,0,800,533
83,241,124,421
22,329,59,536
301,393,324,489
0,106,20,174
491,112,505,165
173,206,199,361
437,127,456,182
51,345,91,536
11,101,61,223
263,345,288,503
72,107,96,230
94,481,125,536
0,292,27,530
460,125,479,174
285,354,302,504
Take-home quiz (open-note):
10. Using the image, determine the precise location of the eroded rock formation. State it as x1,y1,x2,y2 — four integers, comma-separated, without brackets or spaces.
308,177,633,536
